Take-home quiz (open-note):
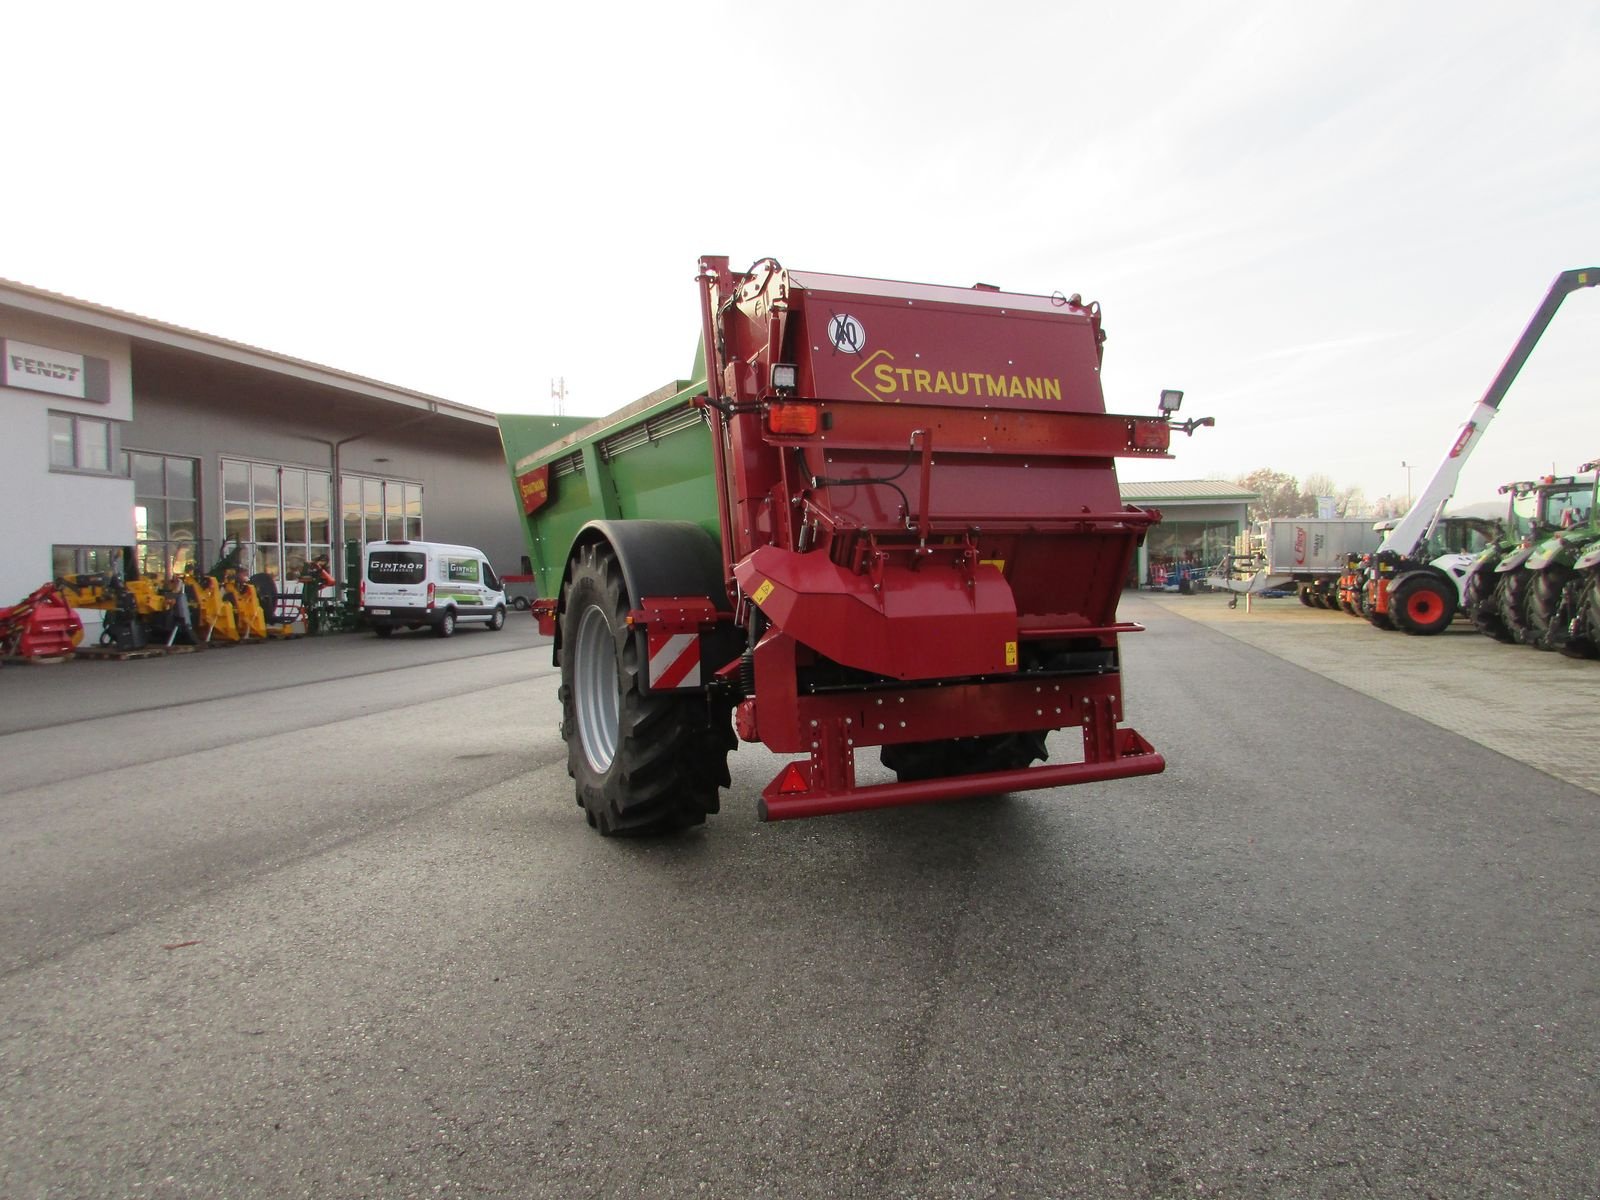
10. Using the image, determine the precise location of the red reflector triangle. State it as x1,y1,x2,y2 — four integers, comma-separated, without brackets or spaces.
775,762,811,794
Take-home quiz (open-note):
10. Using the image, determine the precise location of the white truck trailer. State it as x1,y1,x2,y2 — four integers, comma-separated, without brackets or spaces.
1209,518,1383,607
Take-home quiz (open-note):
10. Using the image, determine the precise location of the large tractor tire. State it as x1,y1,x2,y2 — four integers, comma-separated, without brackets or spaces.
881,731,1049,785
1472,572,1516,642
559,541,729,836
1561,571,1600,658
1526,565,1576,651
1389,575,1455,636
1500,567,1537,646
1462,567,1494,634
1336,574,1355,615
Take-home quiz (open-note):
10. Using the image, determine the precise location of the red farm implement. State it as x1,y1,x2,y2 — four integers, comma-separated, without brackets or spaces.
498,257,1210,834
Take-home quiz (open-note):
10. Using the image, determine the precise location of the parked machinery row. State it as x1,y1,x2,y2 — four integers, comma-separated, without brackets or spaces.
1335,268,1596,639
1460,462,1600,656
1,543,348,659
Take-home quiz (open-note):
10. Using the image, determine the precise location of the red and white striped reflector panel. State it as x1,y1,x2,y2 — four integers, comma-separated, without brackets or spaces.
647,630,701,689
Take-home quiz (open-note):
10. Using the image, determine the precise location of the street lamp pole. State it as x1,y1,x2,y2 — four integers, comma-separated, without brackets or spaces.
1401,460,1415,508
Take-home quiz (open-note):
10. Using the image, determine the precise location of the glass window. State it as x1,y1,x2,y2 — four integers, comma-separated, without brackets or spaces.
130,452,201,581
342,476,362,548
48,412,116,473
252,463,279,546
167,457,194,498
217,457,333,586
169,499,197,541
386,484,403,540
52,545,128,579
78,421,110,471
224,459,251,545
404,484,423,539
339,474,425,573
132,452,164,497
308,473,331,544
444,557,480,584
1145,521,1238,587
364,478,384,543
368,550,427,584
49,415,75,468
77,422,109,473
282,469,307,544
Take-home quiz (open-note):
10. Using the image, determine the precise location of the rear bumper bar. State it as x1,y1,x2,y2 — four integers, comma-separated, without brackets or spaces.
757,727,1164,822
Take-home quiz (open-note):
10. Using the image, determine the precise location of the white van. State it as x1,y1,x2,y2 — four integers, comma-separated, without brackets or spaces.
361,540,508,638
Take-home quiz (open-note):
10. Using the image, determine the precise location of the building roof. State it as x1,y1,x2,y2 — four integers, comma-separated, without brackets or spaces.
1119,479,1257,503
0,276,498,428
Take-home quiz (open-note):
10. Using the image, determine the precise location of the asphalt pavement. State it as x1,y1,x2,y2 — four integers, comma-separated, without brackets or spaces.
1,599,1596,1198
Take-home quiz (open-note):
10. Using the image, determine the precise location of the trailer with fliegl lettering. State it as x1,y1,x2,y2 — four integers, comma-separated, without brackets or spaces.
1207,518,1383,608
497,256,1211,835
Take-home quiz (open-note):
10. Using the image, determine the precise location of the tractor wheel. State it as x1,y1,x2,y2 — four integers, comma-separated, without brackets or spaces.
881,731,1049,785
1389,576,1455,636
1561,572,1600,658
1525,566,1576,651
1462,567,1495,634
1500,568,1537,645
559,541,728,836
1473,573,1516,642
1361,582,1394,630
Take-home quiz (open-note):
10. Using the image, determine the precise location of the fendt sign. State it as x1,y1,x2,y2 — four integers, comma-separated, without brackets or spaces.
1,339,110,402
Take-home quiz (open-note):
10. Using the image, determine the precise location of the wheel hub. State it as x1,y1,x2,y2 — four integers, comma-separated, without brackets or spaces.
574,603,620,773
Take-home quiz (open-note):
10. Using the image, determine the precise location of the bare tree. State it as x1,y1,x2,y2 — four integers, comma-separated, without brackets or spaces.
1235,469,1313,522
1303,473,1364,517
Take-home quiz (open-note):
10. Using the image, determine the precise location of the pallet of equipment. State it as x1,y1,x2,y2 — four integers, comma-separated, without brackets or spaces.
73,643,199,661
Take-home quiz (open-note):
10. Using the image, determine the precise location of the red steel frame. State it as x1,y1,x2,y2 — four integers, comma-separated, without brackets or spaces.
683,256,1175,820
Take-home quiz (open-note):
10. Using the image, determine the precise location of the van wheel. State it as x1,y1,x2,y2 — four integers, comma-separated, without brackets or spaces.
373,625,394,639
435,611,456,638
559,541,728,836
488,605,506,631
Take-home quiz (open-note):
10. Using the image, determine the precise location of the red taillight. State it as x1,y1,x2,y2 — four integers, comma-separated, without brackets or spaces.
1132,419,1170,451
427,582,436,608
359,579,366,604
767,403,820,436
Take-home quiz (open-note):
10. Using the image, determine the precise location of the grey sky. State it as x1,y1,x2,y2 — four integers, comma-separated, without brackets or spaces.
7,1,1597,507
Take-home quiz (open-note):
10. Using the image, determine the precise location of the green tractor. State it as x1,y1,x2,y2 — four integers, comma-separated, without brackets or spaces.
1479,471,1594,646
1461,477,1559,640
1511,460,1600,653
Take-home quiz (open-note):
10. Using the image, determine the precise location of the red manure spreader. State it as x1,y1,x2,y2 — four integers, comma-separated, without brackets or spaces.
498,257,1209,834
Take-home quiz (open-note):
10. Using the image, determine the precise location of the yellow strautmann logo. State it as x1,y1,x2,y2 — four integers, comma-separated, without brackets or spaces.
850,349,1063,404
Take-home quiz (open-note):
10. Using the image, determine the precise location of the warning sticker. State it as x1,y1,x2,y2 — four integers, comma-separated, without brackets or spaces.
1004,641,1018,667
751,579,775,605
